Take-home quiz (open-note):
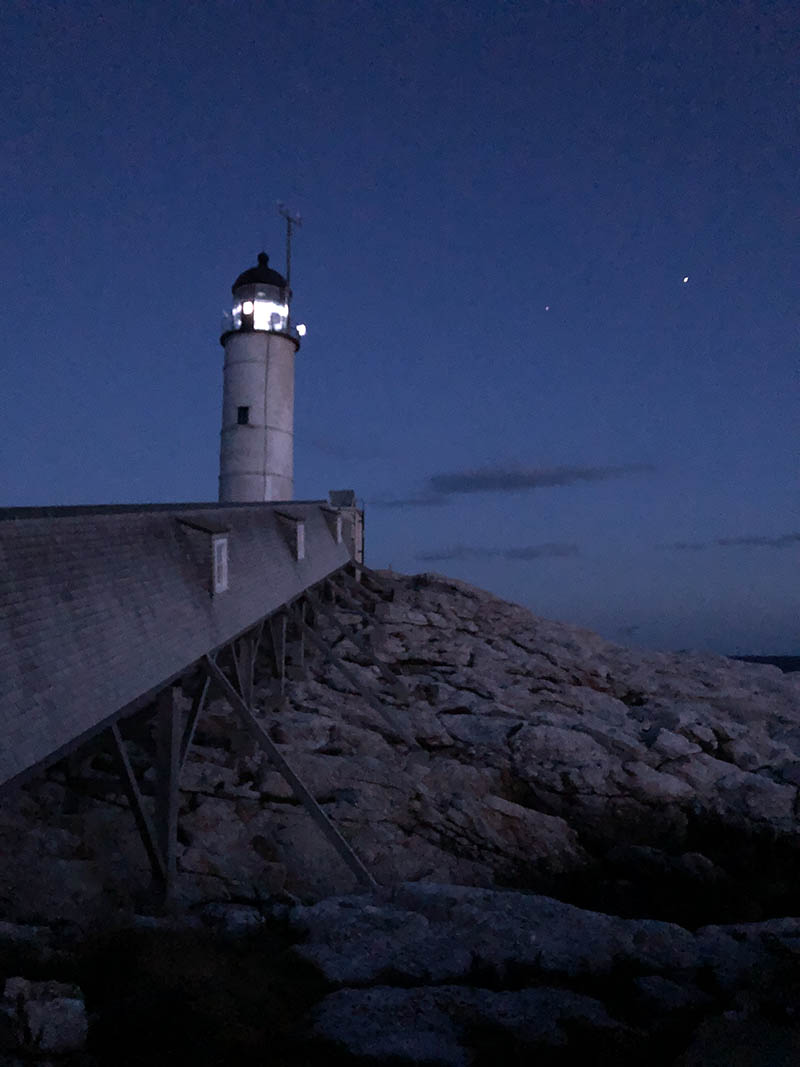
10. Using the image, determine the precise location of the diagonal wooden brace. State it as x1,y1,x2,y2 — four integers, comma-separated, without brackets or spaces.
335,567,386,605
202,654,376,889
155,685,181,899
305,590,410,702
325,580,380,625
110,722,166,887
296,617,416,747
347,562,402,595
180,675,210,774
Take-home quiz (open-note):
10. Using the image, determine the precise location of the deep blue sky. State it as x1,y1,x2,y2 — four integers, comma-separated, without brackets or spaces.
2,0,797,654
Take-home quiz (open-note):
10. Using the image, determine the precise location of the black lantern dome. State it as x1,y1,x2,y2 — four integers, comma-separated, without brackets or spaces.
232,252,287,293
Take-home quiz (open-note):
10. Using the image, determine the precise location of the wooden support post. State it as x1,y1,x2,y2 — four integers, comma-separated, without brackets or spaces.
110,722,166,887
202,655,376,889
292,600,306,672
155,686,181,900
269,612,287,694
235,635,256,707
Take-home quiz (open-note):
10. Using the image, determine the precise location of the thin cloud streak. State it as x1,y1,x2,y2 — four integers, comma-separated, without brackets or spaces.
659,533,800,551
657,540,708,552
428,464,654,496
416,543,579,563
371,494,448,509
717,534,800,549
377,463,655,508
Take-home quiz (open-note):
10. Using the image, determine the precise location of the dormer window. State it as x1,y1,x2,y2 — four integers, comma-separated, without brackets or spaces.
213,536,229,593
176,516,232,596
321,506,343,544
276,512,305,561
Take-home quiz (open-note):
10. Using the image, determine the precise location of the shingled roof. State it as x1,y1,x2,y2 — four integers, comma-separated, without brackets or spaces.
0,501,351,791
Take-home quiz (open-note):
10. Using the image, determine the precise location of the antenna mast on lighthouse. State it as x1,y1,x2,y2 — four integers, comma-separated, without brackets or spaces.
277,202,302,312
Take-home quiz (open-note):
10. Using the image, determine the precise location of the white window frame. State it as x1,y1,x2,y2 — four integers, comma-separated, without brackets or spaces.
212,536,229,593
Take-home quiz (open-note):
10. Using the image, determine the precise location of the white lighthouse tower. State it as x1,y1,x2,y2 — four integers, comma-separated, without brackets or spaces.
218,252,302,502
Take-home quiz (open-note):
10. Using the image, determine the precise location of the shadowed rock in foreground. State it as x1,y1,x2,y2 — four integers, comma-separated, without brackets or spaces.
2,570,799,1063
290,881,800,1065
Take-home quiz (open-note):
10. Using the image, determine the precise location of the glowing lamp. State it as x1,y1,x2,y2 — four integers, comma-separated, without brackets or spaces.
221,252,296,339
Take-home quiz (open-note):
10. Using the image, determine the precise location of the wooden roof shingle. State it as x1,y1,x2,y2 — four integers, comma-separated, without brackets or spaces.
0,501,351,790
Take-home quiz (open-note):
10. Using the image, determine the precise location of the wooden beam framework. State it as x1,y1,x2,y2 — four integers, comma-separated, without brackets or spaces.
335,566,388,606
155,685,181,898
288,600,306,675
234,631,257,706
305,589,410,703
90,563,408,902
202,653,376,889
324,579,380,625
295,610,414,747
179,675,210,774
268,612,287,694
110,721,166,887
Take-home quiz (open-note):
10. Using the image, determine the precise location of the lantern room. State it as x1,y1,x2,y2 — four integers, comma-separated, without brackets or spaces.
221,252,303,340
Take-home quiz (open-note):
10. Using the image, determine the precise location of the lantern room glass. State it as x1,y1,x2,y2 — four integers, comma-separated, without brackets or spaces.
221,284,291,336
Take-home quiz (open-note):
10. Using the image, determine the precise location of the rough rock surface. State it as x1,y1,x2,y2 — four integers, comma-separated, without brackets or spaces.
1,570,800,1062
3,888,800,1065
310,984,621,1066
1,570,799,926
1,976,88,1056
286,882,800,1064
289,882,759,988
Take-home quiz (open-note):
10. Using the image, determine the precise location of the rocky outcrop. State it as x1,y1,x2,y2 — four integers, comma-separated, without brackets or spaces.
290,882,748,988
1,976,88,1058
286,881,800,1064
1,570,798,926
4,886,800,1065
1,569,799,1062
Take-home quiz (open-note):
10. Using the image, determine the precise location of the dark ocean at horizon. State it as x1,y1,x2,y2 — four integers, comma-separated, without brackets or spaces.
730,655,800,674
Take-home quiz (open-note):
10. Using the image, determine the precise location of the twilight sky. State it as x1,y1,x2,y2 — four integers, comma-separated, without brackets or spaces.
1,0,797,655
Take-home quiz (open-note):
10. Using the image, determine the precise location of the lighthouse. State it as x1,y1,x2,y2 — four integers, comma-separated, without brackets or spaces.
218,252,303,502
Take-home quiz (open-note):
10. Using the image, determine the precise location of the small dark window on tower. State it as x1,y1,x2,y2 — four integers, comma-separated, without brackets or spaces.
237,406,250,425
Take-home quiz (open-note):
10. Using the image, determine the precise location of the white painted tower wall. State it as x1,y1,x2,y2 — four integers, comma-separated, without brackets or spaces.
218,328,299,502
217,254,301,503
